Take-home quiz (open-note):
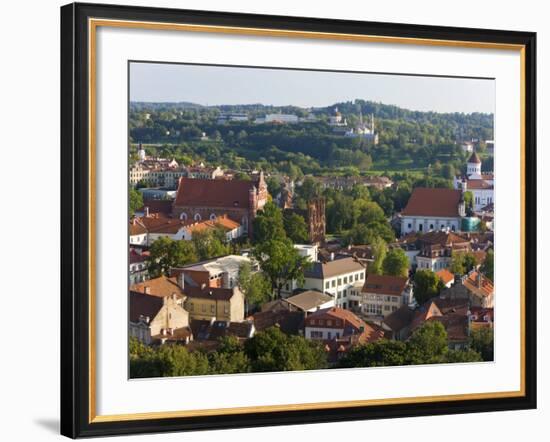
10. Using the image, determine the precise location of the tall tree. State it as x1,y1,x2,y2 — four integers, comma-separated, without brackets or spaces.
253,238,311,298
413,269,444,305
244,327,327,372
382,248,409,277
469,327,494,361
369,236,387,275
407,321,449,364
238,262,273,310
191,229,230,261
481,248,494,281
252,201,286,244
283,212,309,244
129,187,143,217
147,237,197,277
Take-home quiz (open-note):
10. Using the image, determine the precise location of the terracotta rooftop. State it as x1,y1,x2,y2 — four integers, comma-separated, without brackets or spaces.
174,177,260,208
129,219,148,236
362,274,408,296
463,271,493,298
436,269,455,285
417,231,469,246
129,275,185,299
305,307,366,333
250,310,305,334
401,187,463,218
139,199,173,216
466,179,493,190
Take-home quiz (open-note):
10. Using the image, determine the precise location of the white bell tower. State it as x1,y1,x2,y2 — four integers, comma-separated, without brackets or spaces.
467,151,482,178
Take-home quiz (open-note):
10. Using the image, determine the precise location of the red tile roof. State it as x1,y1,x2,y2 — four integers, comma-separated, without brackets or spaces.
436,269,455,285
305,307,366,332
130,276,185,299
401,187,462,218
362,274,408,296
463,271,493,298
466,179,493,189
174,177,258,208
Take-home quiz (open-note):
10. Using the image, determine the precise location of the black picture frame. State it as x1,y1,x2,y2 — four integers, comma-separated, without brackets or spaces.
61,2,537,438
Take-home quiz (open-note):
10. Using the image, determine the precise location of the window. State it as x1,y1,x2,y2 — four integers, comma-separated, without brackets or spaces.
337,278,342,285
429,224,434,230
392,296,399,303
343,276,348,284
210,305,215,313
355,274,359,281
327,332,332,339
201,305,206,312
384,305,390,311
419,224,423,232
408,223,412,229
343,289,347,297
310,331,323,339
360,273,364,280
385,296,391,302
194,213,202,221
332,280,336,288
325,281,330,289
327,320,332,326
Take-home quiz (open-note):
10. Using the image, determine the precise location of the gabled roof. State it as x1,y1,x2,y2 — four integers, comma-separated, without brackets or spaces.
362,274,408,296
129,291,163,323
305,307,366,333
401,187,462,218
130,275,185,299
417,231,469,246
129,219,148,236
174,177,259,208
304,257,364,279
463,271,493,298
382,305,415,332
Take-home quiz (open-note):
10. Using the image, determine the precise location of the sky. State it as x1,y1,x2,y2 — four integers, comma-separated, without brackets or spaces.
130,62,495,114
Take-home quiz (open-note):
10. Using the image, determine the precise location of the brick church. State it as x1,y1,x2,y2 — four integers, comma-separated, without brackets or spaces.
172,172,268,237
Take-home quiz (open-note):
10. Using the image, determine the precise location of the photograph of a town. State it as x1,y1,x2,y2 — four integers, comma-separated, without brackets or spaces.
128,63,495,378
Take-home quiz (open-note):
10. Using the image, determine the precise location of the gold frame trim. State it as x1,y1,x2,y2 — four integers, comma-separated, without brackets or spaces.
88,18,527,424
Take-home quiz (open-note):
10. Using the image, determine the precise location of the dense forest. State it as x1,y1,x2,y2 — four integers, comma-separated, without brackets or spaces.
129,100,494,178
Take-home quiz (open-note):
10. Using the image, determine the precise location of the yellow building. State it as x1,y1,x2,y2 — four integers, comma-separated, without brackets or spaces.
183,286,245,323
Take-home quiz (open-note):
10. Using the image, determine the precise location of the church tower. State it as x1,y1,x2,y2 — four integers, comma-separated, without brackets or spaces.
466,151,482,178
137,143,146,162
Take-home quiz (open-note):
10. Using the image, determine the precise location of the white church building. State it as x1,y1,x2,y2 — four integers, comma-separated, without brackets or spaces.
454,152,494,212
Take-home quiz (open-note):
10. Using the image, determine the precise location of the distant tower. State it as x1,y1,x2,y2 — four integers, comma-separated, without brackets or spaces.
137,143,146,162
371,113,375,133
466,151,482,178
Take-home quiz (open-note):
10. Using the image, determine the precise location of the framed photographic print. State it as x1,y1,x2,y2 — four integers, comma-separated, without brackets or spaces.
60,2,537,438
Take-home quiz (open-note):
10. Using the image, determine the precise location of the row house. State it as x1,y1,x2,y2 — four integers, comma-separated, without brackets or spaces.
358,274,412,319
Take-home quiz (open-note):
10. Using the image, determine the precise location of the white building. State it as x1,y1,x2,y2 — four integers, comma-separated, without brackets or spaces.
256,113,299,124
357,274,412,319
400,187,465,235
301,257,366,309
294,244,318,262
454,152,494,211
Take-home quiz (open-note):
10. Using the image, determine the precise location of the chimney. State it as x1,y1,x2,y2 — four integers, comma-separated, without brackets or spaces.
144,206,150,217
144,286,150,295
176,272,185,289
330,252,335,261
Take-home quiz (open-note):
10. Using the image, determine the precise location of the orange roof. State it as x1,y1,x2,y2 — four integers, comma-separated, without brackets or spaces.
129,219,147,235
174,177,259,208
466,179,493,189
401,188,462,218
129,275,185,299
186,215,241,234
436,269,455,285
463,271,493,298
